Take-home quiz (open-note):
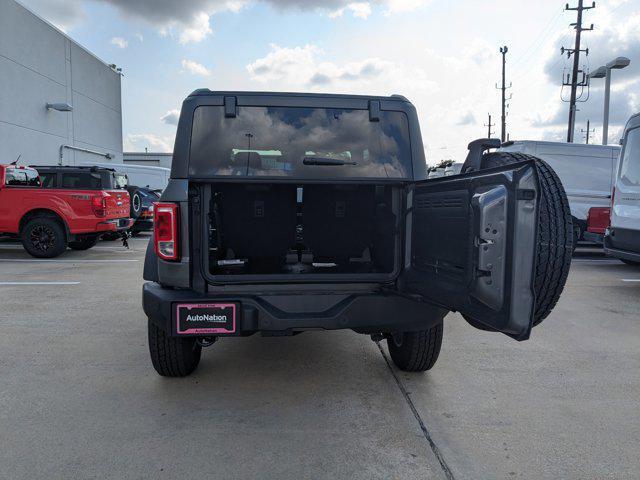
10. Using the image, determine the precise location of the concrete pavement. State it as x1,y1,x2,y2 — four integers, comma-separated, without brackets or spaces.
0,237,638,479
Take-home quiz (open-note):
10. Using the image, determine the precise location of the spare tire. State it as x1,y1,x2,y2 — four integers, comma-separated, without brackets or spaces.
130,189,142,218
481,152,573,326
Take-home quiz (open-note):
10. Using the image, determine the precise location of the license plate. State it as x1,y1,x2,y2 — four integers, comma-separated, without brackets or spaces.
176,303,237,335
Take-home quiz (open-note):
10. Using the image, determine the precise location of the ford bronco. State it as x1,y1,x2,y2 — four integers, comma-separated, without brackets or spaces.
142,91,573,377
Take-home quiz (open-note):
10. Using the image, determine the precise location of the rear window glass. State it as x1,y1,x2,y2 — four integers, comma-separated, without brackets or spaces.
620,127,640,186
39,172,58,188
4,167,41,187
60,172,103,189
189,106,412,179
113,173,128,189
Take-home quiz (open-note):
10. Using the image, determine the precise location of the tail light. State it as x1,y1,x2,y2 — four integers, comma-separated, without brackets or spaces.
154,202,179,261
91,195,107,217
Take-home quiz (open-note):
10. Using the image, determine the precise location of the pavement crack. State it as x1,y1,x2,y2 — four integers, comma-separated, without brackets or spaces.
376,341,454,480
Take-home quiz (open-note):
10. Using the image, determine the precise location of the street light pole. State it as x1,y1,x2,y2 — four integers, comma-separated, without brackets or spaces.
602,69,612,145
588,57,630,145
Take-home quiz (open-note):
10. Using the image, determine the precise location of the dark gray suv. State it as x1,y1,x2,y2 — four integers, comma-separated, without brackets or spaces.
142,90,573,377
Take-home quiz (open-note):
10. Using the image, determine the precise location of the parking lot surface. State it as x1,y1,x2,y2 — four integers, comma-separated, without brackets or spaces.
1,238,638,479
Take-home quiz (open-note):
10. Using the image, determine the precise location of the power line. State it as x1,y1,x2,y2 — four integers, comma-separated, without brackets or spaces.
561,0,595,143
510,6,566,73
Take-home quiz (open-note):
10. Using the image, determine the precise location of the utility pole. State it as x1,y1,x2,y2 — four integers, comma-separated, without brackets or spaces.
497,46,511,143
484,113,496,138
562,0,595,142
581,119,595,144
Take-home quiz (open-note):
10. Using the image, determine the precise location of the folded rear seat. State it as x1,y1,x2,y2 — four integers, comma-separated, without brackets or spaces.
217,184,297,260
302,185,376,262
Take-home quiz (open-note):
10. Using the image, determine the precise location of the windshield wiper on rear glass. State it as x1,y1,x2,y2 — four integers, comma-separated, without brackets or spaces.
302,156,358,166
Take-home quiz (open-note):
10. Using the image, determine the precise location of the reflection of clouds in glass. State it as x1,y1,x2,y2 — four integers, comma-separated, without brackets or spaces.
190,106,411,179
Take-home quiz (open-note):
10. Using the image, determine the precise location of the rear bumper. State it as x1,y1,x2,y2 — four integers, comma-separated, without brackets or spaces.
142,282,447,336
604,227,640,262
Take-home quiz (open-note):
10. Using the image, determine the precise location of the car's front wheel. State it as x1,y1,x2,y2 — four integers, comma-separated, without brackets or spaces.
387,323,443,372
148,320,202,377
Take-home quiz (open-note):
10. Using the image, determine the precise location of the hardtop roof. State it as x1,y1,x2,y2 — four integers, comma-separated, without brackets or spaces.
187,89,411,104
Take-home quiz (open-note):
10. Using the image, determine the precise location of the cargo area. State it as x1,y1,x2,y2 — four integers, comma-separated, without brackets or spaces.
205,183,400,277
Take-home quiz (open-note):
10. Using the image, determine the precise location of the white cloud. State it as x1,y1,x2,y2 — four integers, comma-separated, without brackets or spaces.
178,12,212,44
330,2,372,19
457,112,477,126
181,59,212,77
246,44,436,94
160,109,181,126
110,36,128,49
124,134,174,152
133,32,144,42
383,0,430,15
247,44,323,82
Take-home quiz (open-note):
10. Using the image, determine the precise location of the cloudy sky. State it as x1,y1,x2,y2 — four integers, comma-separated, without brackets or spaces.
20,0,640,163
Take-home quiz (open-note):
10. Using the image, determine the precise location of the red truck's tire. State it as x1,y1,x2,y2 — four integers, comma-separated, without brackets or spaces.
148,320,202,377
21,216,67,258
68,235,99,251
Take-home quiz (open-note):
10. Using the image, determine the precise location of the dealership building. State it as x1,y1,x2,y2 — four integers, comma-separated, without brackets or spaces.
123,151,173,169
0,0,123,167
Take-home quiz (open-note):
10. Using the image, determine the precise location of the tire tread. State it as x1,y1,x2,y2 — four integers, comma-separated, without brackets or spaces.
482,152,573,325
148,320,201,377
388,323,443,372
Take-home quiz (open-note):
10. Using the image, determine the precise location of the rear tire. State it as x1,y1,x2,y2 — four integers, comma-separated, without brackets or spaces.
21,216,67,258
148,320,202,377
68,235,99,251
481,152,573,326
387,323,443,372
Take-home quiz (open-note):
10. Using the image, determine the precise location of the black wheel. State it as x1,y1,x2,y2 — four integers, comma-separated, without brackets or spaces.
387,323,443,372
148,320,202,377
621,259,640,266
68,235,99,251
481,152,573,326
131,190,142,218
21,216,67,258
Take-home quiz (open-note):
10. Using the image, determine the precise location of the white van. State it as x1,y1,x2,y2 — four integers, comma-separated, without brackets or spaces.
499,141,621,242
82,162,170,191
605,113,640,265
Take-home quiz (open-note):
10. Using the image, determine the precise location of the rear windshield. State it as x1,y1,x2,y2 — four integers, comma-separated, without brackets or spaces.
189,106,412,179
60,172,103,189
620,127,640,186
113,173,128,189
4,167,40,187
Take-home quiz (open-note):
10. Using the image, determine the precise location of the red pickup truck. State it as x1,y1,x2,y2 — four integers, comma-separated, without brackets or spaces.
0,164,132,257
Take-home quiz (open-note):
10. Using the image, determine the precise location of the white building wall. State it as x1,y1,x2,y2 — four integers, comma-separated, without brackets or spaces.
124,152,173,170
0,0,123,166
